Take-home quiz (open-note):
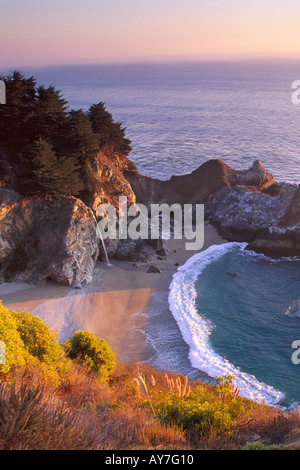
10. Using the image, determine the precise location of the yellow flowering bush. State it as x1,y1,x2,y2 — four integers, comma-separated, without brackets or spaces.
151,376,253,438
14,311,65,367
65,330,116,382
0,302,27,374
0,302,69,382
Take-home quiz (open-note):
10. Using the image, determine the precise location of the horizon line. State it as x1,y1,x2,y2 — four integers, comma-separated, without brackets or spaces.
2,53,300,71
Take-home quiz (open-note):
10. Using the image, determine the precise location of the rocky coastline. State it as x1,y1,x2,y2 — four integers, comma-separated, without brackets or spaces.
0,158,299,287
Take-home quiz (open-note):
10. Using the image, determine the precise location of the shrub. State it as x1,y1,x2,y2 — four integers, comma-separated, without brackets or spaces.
13,311,65,367
151,375,253,439
0,303,69,383
65,331,116,382
0,302,27,374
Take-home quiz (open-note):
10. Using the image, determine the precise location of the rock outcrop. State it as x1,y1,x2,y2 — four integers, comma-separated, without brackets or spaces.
0,157,298,288
0,192,99,287
125,159,275,207
205,180,300,258
80,151,136,212
0,189,165,286
127,158,299,258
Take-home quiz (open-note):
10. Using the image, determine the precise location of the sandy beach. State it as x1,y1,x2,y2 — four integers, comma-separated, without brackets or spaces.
0,224,225,363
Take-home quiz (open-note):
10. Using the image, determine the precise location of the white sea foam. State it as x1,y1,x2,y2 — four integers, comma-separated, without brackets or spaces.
168,242,285,406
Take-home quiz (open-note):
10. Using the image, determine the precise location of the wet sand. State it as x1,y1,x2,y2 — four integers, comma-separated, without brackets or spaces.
0,224,225,362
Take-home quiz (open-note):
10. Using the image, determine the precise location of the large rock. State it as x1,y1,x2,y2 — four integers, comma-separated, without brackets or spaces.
81,151,136,212
0,190,165,286
0,158,296,288
98,215,165,263
206,181,300,258
0,191,99,287
125,159,275,207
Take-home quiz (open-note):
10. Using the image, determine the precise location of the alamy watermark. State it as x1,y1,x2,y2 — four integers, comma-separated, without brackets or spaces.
291,340,300,365
96,196,205,251
0,80,6,104
0,341,5,365
292,80,300,105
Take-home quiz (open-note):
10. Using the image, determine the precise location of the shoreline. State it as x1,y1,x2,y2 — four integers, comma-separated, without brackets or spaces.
0,223,225,364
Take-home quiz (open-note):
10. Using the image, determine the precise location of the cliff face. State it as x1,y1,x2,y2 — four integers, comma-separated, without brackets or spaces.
0,157,298,288
0,192,99,287
125,159,276,207
206,182,300,257
81,151,136,212
126,158,299,258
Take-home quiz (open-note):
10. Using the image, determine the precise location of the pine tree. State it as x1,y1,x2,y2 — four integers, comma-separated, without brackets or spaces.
0,71,37,150
63,109,99,165
33,85,68,142
23,138,84,196
87,102,132,157
0,72,133,198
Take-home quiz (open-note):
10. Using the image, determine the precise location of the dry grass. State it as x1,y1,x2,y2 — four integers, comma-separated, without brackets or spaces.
0,362,189,450
0,361,300,450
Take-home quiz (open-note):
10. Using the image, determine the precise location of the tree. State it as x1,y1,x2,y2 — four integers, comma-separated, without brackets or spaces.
0,71,37,150
33,85,68,142
61,110,101,193
0,72,133,198
87,102,132,157
22,137,84,196
63,109,99,164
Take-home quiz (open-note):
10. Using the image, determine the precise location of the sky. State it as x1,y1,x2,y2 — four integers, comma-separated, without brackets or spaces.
1,0,300,68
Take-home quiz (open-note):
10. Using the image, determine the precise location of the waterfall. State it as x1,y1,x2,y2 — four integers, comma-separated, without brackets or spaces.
88,207,112,266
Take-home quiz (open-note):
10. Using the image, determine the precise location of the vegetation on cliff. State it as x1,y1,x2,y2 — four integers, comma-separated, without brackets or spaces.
1,303,300,450
0,71,135,197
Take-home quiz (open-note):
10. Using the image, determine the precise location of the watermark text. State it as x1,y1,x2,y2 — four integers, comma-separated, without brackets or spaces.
96,197,205,251
292,80,300,105
0,341,5,364
0,80,6,104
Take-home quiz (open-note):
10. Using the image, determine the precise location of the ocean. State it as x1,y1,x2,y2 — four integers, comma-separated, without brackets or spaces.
22,60,300,183
20,60,300,407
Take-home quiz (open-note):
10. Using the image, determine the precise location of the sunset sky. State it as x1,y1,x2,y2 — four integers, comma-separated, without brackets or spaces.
1,0,300,67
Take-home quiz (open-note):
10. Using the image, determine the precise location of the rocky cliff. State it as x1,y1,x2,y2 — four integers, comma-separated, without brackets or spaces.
0,158,298,287
206,182,300,257
126,158,299,258
80,151,136,212
125,159,276,207
0,192,99,287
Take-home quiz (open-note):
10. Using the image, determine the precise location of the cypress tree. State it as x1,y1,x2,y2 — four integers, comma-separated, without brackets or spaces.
87,102,132,157
23,137,83,196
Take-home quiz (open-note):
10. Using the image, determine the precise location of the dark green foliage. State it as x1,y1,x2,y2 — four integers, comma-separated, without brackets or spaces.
63,109,99,163
33,85,68,142
20,137,84,196
87,102,132,157
0,71,37,150
0,72,132,197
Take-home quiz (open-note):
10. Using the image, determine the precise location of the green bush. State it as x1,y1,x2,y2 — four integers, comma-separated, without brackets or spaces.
65,330,116,382
0,302,27,374
151,376,253,438
13,311,65,367
242,442,283,450
0,302,69,383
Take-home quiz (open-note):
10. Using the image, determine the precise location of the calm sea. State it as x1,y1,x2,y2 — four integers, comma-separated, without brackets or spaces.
22,60,300,183
18,61,300,406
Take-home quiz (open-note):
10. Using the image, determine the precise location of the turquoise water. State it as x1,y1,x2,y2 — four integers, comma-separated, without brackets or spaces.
168,243,300,407
195,247,300,406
